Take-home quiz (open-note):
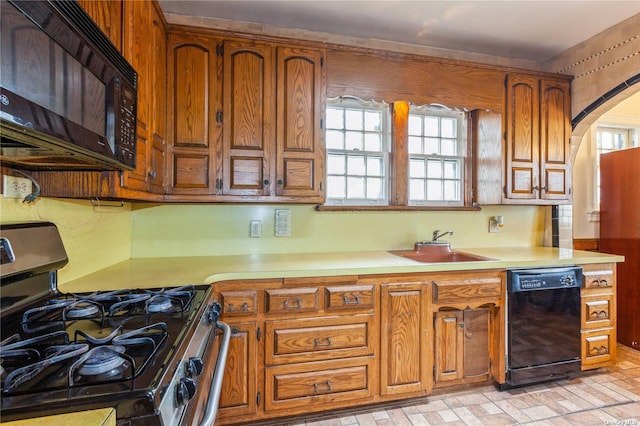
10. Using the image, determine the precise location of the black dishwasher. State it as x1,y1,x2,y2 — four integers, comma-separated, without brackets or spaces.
503,266,582,389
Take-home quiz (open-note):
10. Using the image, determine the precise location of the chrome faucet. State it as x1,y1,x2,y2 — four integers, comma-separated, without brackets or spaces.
432,229,453,242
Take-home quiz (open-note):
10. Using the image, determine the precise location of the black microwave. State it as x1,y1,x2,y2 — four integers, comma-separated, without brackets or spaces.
0,0,137,171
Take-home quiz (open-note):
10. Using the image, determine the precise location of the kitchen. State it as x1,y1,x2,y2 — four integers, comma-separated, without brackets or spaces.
0,1,639,425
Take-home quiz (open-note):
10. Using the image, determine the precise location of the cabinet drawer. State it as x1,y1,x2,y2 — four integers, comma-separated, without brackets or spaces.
582,294,614,330
432,277,502,303
266,288,318,314
266,315,375,365
265,358,374,411
582,329,614,369
325,285,374,311
220,290,258,316
583,268,614,289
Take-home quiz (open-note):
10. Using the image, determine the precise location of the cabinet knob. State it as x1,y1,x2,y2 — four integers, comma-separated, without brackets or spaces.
263,179,270,186
148,169,157,179
277,179,283,185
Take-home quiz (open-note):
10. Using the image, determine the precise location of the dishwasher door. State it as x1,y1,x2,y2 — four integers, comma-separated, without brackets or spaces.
505,267,582,388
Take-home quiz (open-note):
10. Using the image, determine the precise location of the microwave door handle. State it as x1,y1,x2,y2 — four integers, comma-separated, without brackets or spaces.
199,319,231,426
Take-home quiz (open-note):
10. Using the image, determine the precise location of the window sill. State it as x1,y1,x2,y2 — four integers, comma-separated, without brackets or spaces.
315,204,482,212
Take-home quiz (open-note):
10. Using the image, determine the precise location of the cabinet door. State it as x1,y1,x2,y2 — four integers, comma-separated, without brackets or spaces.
77,0,122,50
434,311,464,383
275,46,325,200
222,40,275,196
167,32,220,195
505,74,540,200
217,322,259,418
121,0,152,191
539,79,571,201
149,7,166,193
380,284,427,395
462,309,490,379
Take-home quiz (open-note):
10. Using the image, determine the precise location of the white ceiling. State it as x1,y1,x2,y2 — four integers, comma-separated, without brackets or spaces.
158,1,640,63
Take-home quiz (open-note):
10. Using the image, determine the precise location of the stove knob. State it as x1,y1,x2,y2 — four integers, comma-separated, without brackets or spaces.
186,356,204,377
562,275,574,286
176,377,197,406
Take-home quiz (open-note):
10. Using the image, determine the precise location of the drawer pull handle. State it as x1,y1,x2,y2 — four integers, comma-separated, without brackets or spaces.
314,337,332,347
284,299,302,310
313,380,332,393
342,295,361,305
590,310,609,319
228,303,249,313
590,345,609,355
599,279,609,287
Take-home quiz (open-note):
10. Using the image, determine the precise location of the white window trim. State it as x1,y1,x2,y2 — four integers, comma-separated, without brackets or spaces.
325,97,391,206
406,105,467,207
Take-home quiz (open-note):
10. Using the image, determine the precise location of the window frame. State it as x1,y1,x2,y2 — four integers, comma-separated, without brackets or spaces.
405,105,467,207
324,98,391,206
321,98,476,211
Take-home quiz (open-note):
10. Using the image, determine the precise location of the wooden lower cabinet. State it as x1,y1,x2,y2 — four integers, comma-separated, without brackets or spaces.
580,263,617,370
379,281,429,396
433,309,490,386
264,357,375,411
211,270,508,425
216,322,259,420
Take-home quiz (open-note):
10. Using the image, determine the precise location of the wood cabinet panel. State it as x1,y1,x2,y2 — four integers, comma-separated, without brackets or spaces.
324,285,374,311
77,0,122,50
266,315,374,365
264,358,374,411
432,276,502,303
223,40,275,196
217,322,259,417
276,46,325,199
220,290,259,316
583,295,613,330
380,283,427,395
167,32,220,194
540,79,571,200
434,311,464,383
582,330,614,369
265,288,318,314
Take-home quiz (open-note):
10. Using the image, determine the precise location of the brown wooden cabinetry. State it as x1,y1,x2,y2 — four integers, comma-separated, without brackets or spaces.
430,271,504,388
378,280,428,396
503,74,571,203
580,263,617,370
474,74,571,205
166,33,325,202
121,0,166,193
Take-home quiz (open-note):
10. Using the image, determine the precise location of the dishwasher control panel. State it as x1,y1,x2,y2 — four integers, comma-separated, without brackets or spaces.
508,266,582,292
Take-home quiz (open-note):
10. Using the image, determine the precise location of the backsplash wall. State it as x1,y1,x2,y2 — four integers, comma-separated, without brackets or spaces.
0,198,132,284
131,204,546,257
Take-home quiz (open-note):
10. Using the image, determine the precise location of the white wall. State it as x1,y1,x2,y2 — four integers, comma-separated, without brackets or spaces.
572,92,640,239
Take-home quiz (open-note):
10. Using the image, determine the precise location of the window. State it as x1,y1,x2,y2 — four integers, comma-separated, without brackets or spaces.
407,107,466,206
596,126,635,207
325,99,390,205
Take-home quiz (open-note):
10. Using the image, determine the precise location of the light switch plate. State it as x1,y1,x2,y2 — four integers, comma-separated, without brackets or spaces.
250,220,262,238
274,209,291,237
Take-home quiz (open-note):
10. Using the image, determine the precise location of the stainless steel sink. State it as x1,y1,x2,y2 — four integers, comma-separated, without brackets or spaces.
388,242,494,263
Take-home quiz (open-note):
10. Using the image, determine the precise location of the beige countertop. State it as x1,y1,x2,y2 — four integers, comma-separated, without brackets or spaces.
60,247,624,293
0,408,115,426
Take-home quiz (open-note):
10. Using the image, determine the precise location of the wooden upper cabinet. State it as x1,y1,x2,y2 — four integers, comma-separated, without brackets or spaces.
166,33,220,195
120,0,167,194
503,74,571,203
222,40,276,196
77,0,122,50
539,79,571,201
276,46,325,200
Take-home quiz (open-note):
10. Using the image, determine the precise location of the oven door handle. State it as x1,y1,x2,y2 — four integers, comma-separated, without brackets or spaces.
199,320,231,426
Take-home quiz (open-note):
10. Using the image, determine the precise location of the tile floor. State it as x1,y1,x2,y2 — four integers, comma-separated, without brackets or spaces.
287,345,640,426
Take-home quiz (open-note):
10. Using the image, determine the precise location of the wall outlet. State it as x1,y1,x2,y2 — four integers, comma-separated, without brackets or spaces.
3,175,32,199
250,220,262,238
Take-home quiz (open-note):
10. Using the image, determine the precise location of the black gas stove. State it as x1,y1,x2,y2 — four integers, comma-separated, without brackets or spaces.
0,222,229,426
